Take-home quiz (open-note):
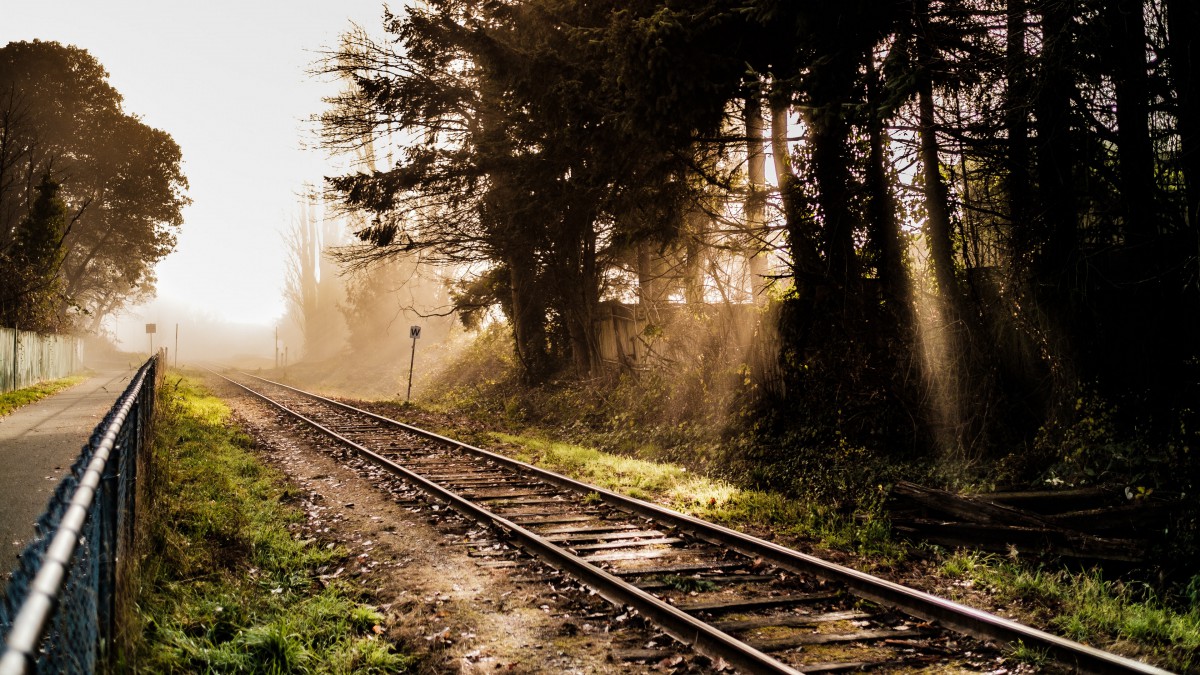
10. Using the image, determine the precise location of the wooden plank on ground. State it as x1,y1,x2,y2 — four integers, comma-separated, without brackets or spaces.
544,529,664,542
533,523,641,535
749,627,926,652
713,610,874,632
678,592,840,614
635,574,777,590
892,519,1144,561
976,486,1114,513
582,549,671,563
508,514,596,525
892,481,1053,527
613,649,672,661
569,537,683,552
610,561,746,576
795,661,882,674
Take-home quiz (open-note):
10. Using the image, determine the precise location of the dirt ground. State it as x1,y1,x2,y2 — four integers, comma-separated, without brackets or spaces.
212,376,718,674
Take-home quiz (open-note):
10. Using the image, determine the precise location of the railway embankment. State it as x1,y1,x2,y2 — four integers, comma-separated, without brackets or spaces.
204,367,1180,672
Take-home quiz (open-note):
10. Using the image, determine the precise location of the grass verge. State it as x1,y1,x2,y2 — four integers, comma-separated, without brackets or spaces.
424,425,1191,671
128,374,414,673
0,375,87,417
941,550,1200,671
491,432,901,560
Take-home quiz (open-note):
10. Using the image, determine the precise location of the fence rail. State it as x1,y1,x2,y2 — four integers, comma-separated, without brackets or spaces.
0,328,84,393
0,354,161,674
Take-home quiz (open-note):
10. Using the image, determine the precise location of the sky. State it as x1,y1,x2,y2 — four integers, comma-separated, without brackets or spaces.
1,0,391,347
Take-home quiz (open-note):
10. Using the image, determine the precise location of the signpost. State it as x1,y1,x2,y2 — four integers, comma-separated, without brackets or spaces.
146,323,156,354
407,325,421,402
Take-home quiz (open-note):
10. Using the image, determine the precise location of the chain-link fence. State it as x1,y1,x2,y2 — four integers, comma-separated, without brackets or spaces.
0,354,161,674
0,328,85,393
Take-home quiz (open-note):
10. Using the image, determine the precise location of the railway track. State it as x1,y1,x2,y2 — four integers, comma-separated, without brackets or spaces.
214,369,1173,675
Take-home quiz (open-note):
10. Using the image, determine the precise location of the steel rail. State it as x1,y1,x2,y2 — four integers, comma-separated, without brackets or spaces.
217,371,804,675
229,372,1174,675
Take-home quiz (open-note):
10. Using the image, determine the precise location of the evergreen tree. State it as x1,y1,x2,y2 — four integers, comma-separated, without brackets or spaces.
4,172,67,328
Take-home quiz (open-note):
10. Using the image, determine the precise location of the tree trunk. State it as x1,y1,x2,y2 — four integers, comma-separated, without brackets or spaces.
1166,0,1200,235
916,0,959,299
683,209,708,305
1035,0,1078,280
865,69,911,317
744,94,769,305
556,202,600,377
1006,0,1033,252
636,240,668,318
63,226,115,299
507,246,552,383
770,95,820,282
806,101,861,289
1109,0,1156,246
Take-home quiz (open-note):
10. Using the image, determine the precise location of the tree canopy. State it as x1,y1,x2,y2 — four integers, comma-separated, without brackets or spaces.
0,39,189,332
323,0,1198,506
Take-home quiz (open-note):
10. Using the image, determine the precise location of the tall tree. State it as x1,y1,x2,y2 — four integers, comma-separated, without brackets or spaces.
1166,0,1200,232
1108,0,1156,245
0,40,188,332
1033,0,1079,282
1006,0,1033,254
913,0,960,298
744,92,770,304
3,172,66,328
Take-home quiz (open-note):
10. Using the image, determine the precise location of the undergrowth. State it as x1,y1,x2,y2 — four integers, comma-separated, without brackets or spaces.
492,432,901,560
0,374,86,417
128,374,413,673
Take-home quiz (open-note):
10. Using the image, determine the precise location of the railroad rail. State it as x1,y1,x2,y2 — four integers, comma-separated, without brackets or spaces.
215,369,1173,675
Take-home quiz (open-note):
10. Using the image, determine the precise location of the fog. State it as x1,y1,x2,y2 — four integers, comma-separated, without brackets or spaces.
111,298,282,368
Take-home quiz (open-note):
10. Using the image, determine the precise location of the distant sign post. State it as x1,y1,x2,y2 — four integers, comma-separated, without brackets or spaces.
146,323,156,354
406,325,421,402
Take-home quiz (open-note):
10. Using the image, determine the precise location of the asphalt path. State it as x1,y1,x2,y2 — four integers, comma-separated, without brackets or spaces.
0,363,138,565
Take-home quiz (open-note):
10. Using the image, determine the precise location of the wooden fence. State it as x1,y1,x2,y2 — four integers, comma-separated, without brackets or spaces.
0,327,84,393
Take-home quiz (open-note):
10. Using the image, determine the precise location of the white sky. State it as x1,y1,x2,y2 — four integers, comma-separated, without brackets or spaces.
1,0,389,334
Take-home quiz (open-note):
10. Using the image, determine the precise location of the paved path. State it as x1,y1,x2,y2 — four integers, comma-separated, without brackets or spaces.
0,363,139,563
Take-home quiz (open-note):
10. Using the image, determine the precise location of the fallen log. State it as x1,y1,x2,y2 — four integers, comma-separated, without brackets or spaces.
890,519,1146,562
891,481,1058,528
1046,501,1173,536
973,486,1117,514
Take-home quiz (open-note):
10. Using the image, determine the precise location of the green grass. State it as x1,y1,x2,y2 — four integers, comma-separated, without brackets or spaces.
418,360,1194,668
484,430,1194,669
659,575,717,593
0,375,87,417
129,375,414,674
941,550,1200,671
1008,640,1051,668
491,432,902,559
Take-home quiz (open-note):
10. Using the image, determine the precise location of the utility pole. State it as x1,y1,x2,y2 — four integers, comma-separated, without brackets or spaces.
175,323,179,368
275,325,279,369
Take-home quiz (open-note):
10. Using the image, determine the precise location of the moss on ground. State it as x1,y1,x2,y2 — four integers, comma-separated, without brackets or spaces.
0,375,87,417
